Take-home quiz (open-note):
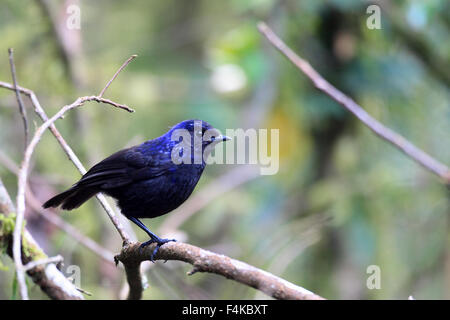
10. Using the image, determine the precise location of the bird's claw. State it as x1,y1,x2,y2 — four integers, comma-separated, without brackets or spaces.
139,238,176,263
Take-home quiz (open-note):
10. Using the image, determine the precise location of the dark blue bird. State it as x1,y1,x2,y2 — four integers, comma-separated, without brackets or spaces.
43,119,230,261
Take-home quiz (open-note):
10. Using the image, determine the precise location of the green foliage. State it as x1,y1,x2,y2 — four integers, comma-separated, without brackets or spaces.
0,213,16,238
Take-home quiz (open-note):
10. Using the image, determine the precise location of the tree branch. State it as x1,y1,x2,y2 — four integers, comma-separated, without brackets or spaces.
23,255,63,271
0,178,83,300
115,242,324,300
99,54,138,98
257,22,450,185
8,48,28,148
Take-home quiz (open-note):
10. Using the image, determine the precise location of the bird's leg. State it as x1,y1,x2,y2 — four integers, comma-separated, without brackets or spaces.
128,217,176,262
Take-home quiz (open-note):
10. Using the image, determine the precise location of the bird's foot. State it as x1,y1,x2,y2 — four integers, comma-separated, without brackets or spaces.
139,237,177,263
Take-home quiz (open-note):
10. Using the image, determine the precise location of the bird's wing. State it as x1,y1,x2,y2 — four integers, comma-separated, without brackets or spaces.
75,146,173,190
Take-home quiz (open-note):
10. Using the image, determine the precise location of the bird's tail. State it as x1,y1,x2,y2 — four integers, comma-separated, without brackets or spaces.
43,185,98,210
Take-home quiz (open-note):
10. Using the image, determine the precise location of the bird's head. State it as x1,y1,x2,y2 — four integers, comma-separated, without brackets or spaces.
168,119,230,165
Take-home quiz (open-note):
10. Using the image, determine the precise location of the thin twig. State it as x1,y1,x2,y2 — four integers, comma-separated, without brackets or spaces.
98,54,138,98
75,287,93,296
257,22,450,184
8,48,29,149
23,255,63,271
116,241,324,300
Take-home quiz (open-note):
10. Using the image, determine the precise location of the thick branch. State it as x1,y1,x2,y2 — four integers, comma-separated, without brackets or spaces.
115,242,324,300
258,22,450,185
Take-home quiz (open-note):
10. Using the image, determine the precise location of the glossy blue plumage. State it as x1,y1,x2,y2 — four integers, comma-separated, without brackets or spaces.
43,119,227,260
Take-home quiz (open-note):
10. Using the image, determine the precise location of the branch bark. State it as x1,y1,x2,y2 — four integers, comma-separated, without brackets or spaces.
115,242,324,300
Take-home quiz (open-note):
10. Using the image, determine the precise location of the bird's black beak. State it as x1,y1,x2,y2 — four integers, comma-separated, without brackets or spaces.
209,135,231,143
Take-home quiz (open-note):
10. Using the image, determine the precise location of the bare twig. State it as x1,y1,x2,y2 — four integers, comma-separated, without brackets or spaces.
83,96,135,113
115,241,324,300
75,287,93,296
99,54,138,98
0,82,133,113
23,255,63,271
257,22,450,184
8,48,29,148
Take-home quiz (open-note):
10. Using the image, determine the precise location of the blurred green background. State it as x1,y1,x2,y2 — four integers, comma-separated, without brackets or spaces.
0,0,449,299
